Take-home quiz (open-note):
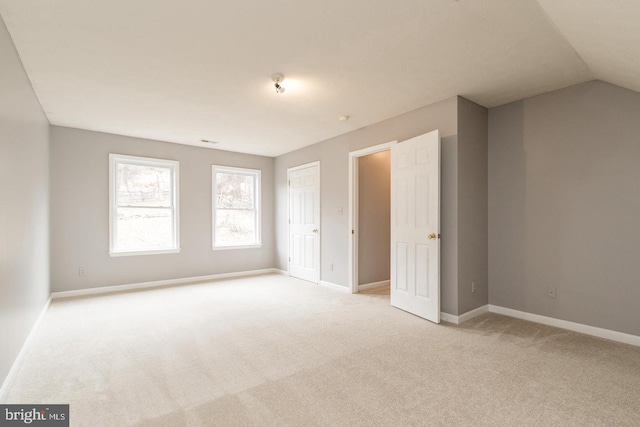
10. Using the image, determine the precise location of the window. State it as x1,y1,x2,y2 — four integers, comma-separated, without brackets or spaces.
212,166,261,248
109,154,179,256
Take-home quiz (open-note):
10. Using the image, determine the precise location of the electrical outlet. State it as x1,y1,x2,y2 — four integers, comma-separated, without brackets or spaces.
337,207,343,215
547,287,556,299
471,281,476,293
329,263,334,271
78,267,87,277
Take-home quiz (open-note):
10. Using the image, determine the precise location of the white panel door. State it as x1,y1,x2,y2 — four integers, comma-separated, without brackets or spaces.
289,163,320,283
390,130,440,323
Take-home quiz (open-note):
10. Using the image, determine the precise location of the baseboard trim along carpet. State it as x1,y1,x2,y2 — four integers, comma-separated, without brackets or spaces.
9,275,638,404
440,304,640,346
441,304,489,325
439,312,457,324
489,305,640,347
358,280,390,291
0,296,52,403
319,281,350,293
51,268,281,300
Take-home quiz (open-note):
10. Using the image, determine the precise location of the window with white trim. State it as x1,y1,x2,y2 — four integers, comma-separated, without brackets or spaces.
212,166,261,248
109,154,179,256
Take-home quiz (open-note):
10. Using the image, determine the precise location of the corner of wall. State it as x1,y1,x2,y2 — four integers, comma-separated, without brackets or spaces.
0,14,52,392
487,81,640,336
456,96,489,315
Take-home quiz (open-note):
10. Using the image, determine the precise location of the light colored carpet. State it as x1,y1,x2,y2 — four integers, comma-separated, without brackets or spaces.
5,274,640,426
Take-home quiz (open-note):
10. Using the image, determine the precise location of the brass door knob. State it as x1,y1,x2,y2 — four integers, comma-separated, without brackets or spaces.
428,233,440,240
313,229,319,233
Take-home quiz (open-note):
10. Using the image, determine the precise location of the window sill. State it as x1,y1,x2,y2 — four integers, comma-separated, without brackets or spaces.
109,248,181,257
212,244,263,251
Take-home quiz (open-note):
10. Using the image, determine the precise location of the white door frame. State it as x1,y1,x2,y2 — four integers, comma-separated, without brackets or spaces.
348,141,397,294
287,161,321,282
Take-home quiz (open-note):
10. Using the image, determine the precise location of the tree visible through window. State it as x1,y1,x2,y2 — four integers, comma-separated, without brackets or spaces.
109,154,179,255
213,166,261,248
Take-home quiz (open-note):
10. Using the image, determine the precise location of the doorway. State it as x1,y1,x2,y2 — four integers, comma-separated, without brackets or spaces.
349,130,441,323
356,152,392,293
349,142,396,293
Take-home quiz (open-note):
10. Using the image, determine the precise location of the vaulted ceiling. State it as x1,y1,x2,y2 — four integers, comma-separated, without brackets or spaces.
1,1,638,156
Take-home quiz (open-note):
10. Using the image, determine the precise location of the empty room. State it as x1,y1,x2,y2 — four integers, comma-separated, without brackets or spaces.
1,1,639,426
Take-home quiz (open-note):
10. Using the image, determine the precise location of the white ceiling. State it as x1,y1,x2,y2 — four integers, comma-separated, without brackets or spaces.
0,0,636,157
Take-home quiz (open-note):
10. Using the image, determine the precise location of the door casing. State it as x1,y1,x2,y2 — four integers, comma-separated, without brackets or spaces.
348,141,397,294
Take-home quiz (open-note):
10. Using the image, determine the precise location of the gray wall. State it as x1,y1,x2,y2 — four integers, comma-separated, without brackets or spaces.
357,151,390,285
275,96,462,314
50,126,275,292
0,17,50,388
489,80,640,336
457,98,489,314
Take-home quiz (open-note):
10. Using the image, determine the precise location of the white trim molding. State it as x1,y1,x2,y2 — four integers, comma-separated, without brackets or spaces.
439,304,640,347
489,305,640,347
0,297,52,402
109,153,180,257
348,141,397,294
212,165,262,249
440,305,489,325
459,305,490,323
319,281,350,293
439,312,458,324
51,269,281,299
109,248,181,257
358,280,390,291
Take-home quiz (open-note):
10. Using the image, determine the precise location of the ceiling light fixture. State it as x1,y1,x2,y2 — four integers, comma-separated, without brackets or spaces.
272,74,285,94
339,115,350,121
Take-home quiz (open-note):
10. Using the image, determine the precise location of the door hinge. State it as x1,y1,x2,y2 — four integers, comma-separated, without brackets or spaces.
289,257,291,262
352,229,355,235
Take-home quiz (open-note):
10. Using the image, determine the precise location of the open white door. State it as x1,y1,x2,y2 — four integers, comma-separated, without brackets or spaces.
390,130,440,323
288,162,320,283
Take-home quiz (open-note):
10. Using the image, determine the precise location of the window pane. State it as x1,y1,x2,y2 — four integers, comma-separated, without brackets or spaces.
116,207,173,251
117,163,172,207
215,209,256,246
216,173,254,209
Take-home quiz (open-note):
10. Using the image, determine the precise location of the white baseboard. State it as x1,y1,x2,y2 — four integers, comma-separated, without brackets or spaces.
439,312,458,324
440,304,489,325
273,269,288,276
51,268,281,299
459,304,490,323
0,296,52,403
489,305,640,347
442,304,640,347
319,280,350,293
358,280,390,291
